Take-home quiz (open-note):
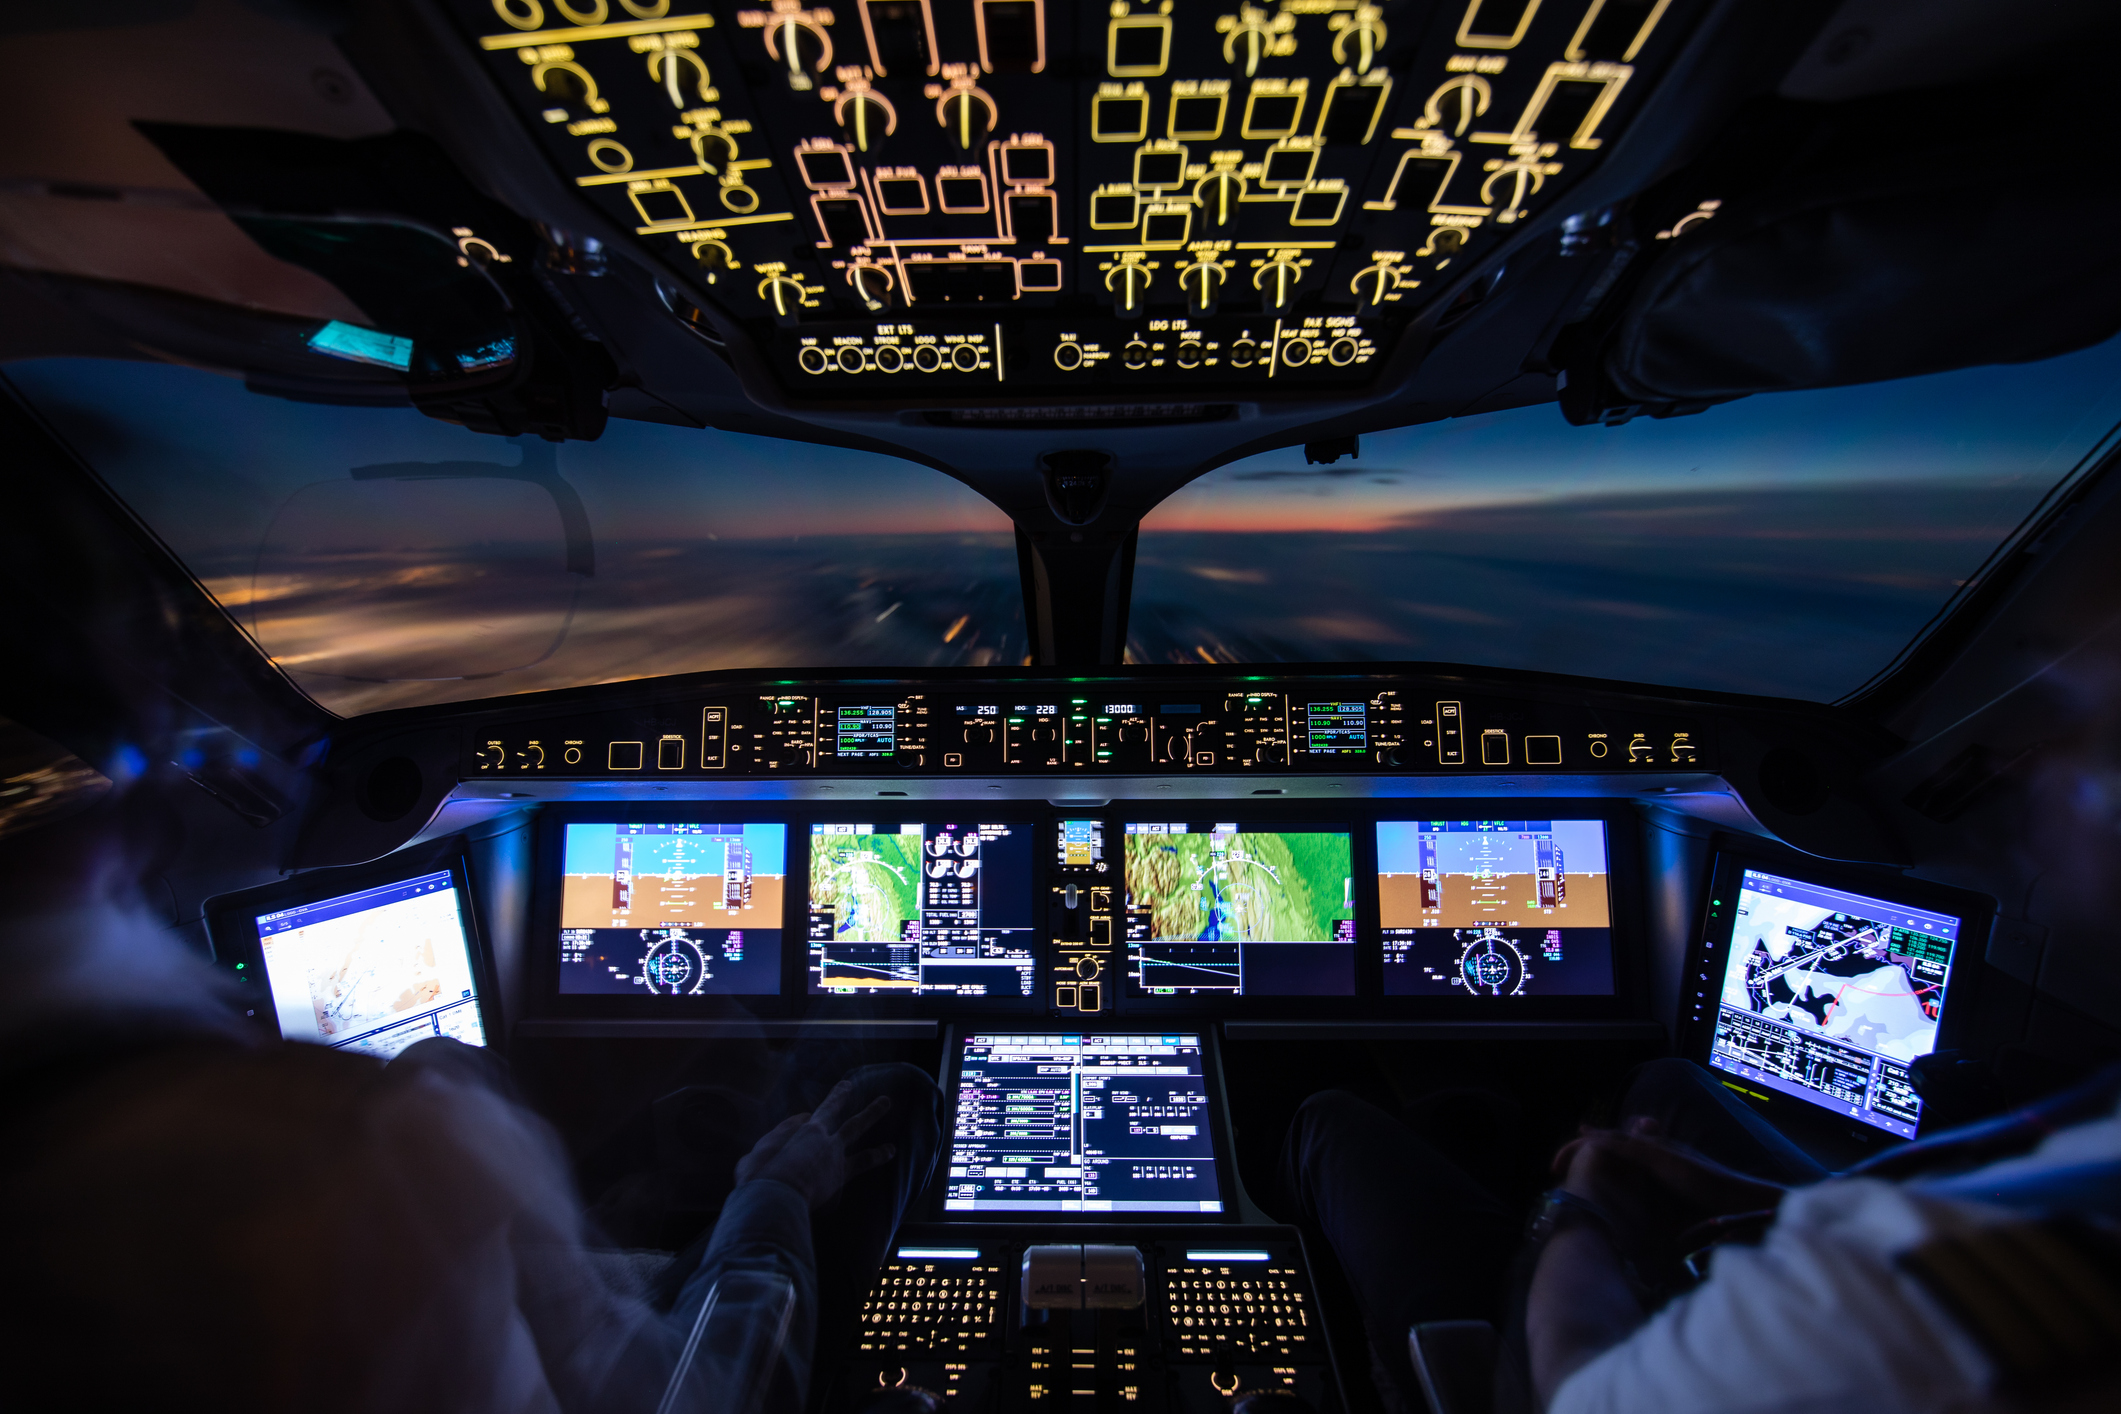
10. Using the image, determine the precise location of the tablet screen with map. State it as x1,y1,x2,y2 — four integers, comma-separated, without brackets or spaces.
1122,822,1356,997
558,822,785,995
806,820,1037,1001
1377,819,1616,997
1705,868,1962,1139
256,869,487,1058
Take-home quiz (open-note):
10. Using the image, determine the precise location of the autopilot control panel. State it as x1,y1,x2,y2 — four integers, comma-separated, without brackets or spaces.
446,0,1698,399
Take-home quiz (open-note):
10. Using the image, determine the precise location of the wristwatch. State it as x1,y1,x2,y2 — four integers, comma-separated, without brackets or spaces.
1526,1188,1618,1246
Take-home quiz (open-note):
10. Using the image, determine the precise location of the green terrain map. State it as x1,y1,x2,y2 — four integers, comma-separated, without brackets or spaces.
1127,831,1351,943
810,832,924,943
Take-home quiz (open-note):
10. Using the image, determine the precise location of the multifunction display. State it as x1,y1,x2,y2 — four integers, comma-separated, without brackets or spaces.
808,820,1036,999
1378,819,1614,996
559,822,786,995
1123,821,1356,998
947,1032,1222,1213
1707,869,1960,1139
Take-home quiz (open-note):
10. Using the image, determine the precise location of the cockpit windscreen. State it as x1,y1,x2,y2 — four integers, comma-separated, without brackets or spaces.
559,822,785,996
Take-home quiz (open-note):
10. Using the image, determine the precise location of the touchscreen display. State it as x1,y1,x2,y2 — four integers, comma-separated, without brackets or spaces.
257,870,486,1058
946,1033,1222,1214
559,823,785,995
1708,868,1961,1139
1378,819,1615,996
1122,822,1355,997
807,821,1035,999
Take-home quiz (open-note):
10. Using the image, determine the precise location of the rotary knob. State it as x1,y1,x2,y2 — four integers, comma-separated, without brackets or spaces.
1256,257,1303,310
768,15,832,90
1107,262,1152,317
690,127,738,173
837,90,895,153
938,87,995,153
1332,7,1387,74
474,743,506,771
1350,261,1398,311
1256,742,1286,765
692,240,735,282
758,272,809,325
1196,170,1244,229
849,262,894,311
1223,9,1276,77
1180,259,1225,316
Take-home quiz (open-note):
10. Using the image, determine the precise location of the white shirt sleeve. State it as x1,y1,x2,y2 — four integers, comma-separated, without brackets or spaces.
1549,1179,2001,1414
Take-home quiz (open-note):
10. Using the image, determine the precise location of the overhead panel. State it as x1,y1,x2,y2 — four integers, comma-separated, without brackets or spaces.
451,0,1692,399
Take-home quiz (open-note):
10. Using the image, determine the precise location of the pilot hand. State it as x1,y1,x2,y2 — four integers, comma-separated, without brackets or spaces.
734,1077,896,1208
1551,1117,1785,1254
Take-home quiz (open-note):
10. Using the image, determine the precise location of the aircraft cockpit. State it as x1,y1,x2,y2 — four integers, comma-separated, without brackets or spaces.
6,2,2121,1411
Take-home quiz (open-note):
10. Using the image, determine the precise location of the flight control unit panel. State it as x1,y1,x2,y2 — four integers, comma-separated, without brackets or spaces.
446,0,1697,398
465,673,1712,780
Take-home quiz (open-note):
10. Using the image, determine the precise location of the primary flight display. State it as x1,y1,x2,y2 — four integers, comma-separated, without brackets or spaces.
558,822,786,995
1377,819,1615,996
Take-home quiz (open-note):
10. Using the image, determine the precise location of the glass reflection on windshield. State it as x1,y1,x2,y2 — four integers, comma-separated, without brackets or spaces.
1130,335,2121,701
8,360,1024,715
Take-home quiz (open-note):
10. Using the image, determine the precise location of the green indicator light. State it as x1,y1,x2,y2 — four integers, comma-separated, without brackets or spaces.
234,962,245,969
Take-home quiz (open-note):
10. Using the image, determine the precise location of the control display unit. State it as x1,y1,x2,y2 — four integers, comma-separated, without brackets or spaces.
1684,855,1991,1141
560,821,786,995
945,1031,1223,1214
241,862,491,1059
808,819,1037,999
1378,818,1614,997
1122,820,1355,998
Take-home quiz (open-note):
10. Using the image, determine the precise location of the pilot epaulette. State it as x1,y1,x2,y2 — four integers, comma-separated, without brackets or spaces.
1897,1215,2121,1393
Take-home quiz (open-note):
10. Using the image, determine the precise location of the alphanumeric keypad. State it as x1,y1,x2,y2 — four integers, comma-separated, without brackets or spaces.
855,1260,1005,1355
1162,1263,1315,1361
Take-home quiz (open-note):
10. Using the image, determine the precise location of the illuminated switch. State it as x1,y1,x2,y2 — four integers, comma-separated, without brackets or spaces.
1134,148,1186,189
1007,190,1056,241
1001,143,1052,185
1524,734,1562,767
1090,188,1138,229
797,148,857,189
1479,730,1509,766
1169,92,1226,140
1317,77,1391,145
658,735,686,770
814,197,872,248
1079,981,1101,1011
860,0,933,76
977,0,1042,72
1434,703,1464,764
609,741,645,770
1093,91,1151,143
1056,984,1078,1008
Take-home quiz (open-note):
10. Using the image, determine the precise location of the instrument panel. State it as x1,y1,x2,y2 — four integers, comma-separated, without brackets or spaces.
448,0,1696,399
467,676,1710,779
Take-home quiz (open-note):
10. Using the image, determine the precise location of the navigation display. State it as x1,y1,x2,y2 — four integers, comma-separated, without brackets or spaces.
257,870,486,1058
1378,820,1615,996
1122,822,1356,997
808,821,1035,1000
946,1033,1222,1214
1708,869,1961,1139
559,823,784,995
